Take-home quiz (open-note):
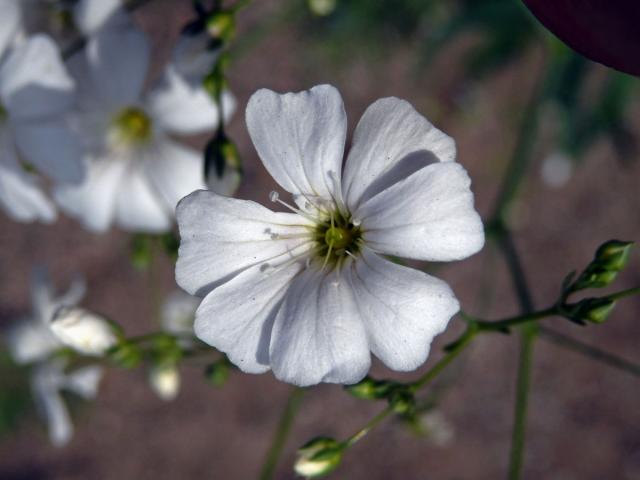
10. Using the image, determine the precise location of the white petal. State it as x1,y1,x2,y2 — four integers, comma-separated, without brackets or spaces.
73,0,128,35
246,85,346,202
195,261,302,374
357,162,485,261
0,35,74,120
82,22,149,108
54,157,126,232
142,137,206,210
31,362,73,447
161,290,199,336
0,0,21,59
346,249,458,371
171,32,220,84
113,161,171,233
63,366,103,399
0,137,57,224
5,320,60,365
50,306,118,356
147,66,235,135
269,266,371,386
342,97,456,209
12,119,84,183
175,190,313,296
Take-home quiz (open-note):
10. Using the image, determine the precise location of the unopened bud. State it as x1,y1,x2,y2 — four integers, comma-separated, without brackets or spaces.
109,342,142,369
294,437,343,478
344,376,392,400
50,307,117,356
308,0,337,16
566,297,617,324
206,11,235,42
595,240,633,271
205,360,230,386
388,388,415,415
149,364,181,401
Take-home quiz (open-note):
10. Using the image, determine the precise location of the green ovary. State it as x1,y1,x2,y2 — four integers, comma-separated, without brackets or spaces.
112,107,152,145
314,210,362,266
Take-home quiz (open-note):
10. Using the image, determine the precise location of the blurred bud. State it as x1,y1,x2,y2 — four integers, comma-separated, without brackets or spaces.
204,131,242,194
540,152,573,188
344,376,392,400
109,342,142,369
205,360,230,387
419,411,455,446
50,307,118,356
565,297,617,325
149,364,181,401
206,11,235,42
308,0,337,16
152,335,182,366
571,240,633,291
388,388,415,416
294,437,343,478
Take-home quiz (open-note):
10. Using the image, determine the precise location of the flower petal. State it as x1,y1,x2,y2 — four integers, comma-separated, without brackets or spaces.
171,33,220,85
6,321,60,365
269,266,371,386
357,162,485,261
0,137,56,224
342,97,456,209
0,0,20,59
12,119,83,183
82,22,149,108
0,35,75,120
62,366,103,399
31,362,73,447
146,66,235,135
246,85,346,203
114,162,171,232
346,249,458,371
176,190,313,297
195,261,302,374
73,0,128,35
54,157,126,232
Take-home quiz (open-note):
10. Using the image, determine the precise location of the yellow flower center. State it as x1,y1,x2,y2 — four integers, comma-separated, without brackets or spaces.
112,107,152,145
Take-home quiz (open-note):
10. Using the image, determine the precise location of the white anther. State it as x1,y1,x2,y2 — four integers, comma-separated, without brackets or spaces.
269,191,280,202
351,218,362,227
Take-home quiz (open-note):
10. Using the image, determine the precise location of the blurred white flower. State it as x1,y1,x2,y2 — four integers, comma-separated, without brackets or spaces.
176,85,484,386
50,306,118,356
31,359,102,447
308,0,337,16
73,0,127,35
6,267,85,365
541,151,573,188
0,26,83,222
54,20,236,233
419,411,455,446
161,289,199,343
149,364,180,401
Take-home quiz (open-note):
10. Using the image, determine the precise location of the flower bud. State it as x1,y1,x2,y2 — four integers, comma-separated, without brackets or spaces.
50,307,117,356
594,240,633,271
344,376,392,400
308,0,337,16
149,364,181,401
388,388,415,416
294,437,343,478
565,297,617,324
109,342,142,369
206,11,235,42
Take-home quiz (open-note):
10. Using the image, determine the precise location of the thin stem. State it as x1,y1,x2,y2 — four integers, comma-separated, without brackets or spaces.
607,286,640,301
508,325,537,480
474,307,556,332
259,387,305,480
539,326,640,378
343,405,394,448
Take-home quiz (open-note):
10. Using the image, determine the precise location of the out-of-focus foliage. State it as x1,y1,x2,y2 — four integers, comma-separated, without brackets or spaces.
0,350,31,436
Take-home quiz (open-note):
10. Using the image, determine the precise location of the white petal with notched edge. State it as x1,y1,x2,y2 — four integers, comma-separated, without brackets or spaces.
246,85,346,202
176,190,313,296
195,261,303,373
347,249,459,371
342,97,455,209
0,35,75,120
357,162,485,261
269,266,371,386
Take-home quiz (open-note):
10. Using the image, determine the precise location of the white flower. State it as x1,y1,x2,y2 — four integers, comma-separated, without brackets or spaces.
54,20,236,233
161,290,199,339
50,306,117,356
0,22,83,222
5,267,86,365
176,85,485,387
149,364,180,401
31,360,102,447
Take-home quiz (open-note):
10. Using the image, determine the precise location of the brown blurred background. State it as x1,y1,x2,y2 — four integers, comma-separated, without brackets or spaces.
1,0,639,478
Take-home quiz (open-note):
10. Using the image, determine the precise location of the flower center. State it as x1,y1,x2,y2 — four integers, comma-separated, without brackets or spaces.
111,107,152,145
315,210,362,267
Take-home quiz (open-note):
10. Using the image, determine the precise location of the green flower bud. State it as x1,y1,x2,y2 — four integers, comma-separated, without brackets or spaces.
388,388,415,416
565,297,617,324
206,11,235,42
594,240,633,271
344,376,393,400
205,360,230,387
294,437,343,478
152,335,182,366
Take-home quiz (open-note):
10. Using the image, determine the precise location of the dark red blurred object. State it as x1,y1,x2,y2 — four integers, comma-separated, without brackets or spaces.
523,0,640,76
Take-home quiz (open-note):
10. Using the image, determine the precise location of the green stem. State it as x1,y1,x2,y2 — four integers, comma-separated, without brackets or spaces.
474,307,556,332
539,326,640,378
607,286,640,301
343,405,394,448
259,387,305,480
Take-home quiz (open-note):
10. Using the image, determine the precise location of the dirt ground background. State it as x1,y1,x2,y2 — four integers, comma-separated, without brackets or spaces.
1,1,639,479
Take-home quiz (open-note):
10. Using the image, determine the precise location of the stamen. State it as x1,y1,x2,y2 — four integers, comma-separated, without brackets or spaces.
345,250,357,259
351,218,362,227
269,191,318,222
